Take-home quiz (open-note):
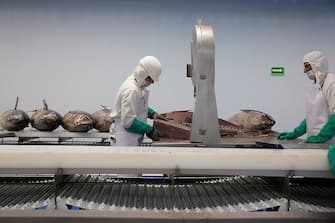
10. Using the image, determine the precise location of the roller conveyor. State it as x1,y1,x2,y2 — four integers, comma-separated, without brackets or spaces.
1,174,335,212
1,174,335,223
0,140,334,222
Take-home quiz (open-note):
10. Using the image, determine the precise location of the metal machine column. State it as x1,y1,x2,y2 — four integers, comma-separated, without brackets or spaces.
187,21,221,144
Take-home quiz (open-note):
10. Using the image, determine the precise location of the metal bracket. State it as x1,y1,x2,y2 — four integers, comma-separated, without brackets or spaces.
285,170,295,211
54,168,64,210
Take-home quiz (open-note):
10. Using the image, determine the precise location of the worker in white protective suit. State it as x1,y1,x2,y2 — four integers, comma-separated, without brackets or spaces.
110,56,167,146
278,51,335,143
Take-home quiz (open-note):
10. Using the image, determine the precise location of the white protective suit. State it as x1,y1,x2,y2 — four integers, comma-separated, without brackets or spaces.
111,56,162,146
303,51,335,142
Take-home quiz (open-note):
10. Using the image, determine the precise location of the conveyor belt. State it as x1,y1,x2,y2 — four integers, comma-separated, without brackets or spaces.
1,175,335,213
56,175,285,212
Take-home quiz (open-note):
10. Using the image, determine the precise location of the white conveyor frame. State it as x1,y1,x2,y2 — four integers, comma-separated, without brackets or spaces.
0,145,332,178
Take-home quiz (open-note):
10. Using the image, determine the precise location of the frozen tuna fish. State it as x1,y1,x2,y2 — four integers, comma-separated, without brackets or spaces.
228,109,275,133
0,97,30,131
153,110,243,140
31,100,62,131
62,110,94,132
92,105,113,132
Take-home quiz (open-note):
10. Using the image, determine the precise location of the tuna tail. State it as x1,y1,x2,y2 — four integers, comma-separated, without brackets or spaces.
240,109,264,114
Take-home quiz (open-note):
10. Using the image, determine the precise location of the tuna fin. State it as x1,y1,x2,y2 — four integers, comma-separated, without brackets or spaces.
176,110,191,112
241,109,267,116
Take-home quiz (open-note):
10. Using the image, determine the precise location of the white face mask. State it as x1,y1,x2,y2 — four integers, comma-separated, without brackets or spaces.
139,79,152,89
143,80,152,87
306,70,316,80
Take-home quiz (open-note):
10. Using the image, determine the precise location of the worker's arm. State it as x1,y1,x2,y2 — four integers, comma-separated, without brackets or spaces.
148,107,168,121
126,118,160,141
305,79,335,143
277,119,306,140
120,90,154,135
126,118,153,134
328,144,335,177
147,107,156,119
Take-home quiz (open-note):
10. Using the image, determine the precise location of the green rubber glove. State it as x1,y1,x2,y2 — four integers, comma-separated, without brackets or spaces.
126,118,153,135
305,114,335,143
328,144,335,177
148,107,168,121
147,107,156,119
277,119,306,140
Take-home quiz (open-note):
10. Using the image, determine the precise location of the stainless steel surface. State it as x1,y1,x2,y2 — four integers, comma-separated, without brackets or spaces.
0,183,55,210
0,129,112,145
0,129,111,139
189,21,221,144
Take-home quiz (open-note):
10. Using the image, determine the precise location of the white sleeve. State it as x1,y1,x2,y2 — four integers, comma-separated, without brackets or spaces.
120,88,138,128
323,74,335,115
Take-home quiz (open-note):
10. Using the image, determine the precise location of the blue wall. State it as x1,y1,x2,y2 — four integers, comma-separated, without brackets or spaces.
0,0,335,132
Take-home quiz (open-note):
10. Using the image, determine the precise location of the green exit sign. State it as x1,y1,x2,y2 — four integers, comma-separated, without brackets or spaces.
271,67,285,76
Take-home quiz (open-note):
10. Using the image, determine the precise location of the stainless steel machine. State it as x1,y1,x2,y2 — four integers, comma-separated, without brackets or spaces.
0,22,335,223
187,20,221,145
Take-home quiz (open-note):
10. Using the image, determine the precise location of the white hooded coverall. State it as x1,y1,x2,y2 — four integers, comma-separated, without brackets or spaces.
111,56,162,146
303,51,335,143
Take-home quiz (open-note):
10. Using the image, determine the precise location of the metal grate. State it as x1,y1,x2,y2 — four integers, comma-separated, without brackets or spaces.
1,175,335,212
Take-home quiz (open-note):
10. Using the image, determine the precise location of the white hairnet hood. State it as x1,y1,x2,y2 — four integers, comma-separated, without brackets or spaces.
133,56,162,87
303,51,329,85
